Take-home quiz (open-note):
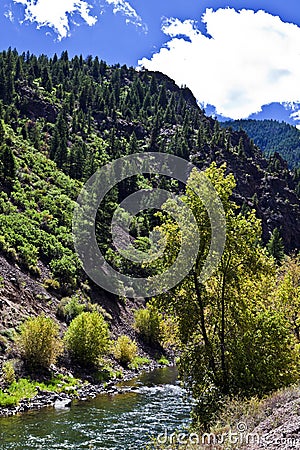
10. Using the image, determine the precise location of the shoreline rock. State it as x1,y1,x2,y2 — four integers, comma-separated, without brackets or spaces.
0,362,173,418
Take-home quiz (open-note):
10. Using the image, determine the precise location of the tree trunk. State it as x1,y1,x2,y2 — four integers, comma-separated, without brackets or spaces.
194,271,216,377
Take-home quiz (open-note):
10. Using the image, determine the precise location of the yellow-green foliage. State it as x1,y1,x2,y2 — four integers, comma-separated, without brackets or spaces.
128,356,150,370
113,335,138,366
1,361,16,385
64,312,110,367
134,304,162,345
17,315,63,369
0,375,82,407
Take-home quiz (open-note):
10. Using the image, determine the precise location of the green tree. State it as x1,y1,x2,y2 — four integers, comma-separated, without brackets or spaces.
0,144,16,181
151,164,299,416
276,255,300,341
0,119,5,144
267,227,285,264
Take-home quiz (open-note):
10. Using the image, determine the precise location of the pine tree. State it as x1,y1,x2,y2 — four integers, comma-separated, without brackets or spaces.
267,228,285,264
41,66,53,92
0,120,5,144
0,144,16,180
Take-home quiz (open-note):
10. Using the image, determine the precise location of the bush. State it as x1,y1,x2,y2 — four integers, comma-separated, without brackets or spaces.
43,278,60,290
157,356,170,366
134,304,162,345
2,361,16,385
64,312,110,367
17,315,63,370
128,356,150,370
57,296,85,324
50,254,78,287
113,335,138,366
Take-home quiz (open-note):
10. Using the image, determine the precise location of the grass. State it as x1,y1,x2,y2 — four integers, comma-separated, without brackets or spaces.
157,356,170,366
128,356,150,370
0,374,82,407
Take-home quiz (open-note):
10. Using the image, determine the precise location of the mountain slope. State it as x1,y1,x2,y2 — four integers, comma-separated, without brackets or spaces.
0,49,300,306
221,118,300,169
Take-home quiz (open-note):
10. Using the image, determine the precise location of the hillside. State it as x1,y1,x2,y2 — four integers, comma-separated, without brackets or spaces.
0,49,300,433
221,118,300,169
1,49,300,257
0,49,300,324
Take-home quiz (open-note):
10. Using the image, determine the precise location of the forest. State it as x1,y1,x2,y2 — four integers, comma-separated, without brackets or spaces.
0,48,300,439
221,118,300,169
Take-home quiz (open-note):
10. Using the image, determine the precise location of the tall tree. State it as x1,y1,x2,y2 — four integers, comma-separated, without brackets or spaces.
150,164,299,426
267,227,285,264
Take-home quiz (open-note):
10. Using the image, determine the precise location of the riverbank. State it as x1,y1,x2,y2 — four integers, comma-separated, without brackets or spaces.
0,366,191,450
0,361,173,418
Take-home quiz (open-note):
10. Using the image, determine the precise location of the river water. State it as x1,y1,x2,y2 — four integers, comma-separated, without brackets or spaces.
0,367,192,450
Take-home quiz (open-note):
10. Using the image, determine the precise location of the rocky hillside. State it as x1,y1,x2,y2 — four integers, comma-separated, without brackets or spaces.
1,49,300,254
0,49,300,341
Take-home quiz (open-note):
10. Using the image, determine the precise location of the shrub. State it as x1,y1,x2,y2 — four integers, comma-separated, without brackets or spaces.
128,356,150,370
2,361,16,385
0,391,18,407
157,356,170,366
43,278,60,290
134,304,162,345
57,296,85,324
64,312,110,367
113,335,138,366
17,315,63,370
50,254,78,287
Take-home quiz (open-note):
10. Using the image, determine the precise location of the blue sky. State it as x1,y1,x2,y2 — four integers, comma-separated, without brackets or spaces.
1,0,300,126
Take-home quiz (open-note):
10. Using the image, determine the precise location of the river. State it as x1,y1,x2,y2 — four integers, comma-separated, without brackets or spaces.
0,367,192,449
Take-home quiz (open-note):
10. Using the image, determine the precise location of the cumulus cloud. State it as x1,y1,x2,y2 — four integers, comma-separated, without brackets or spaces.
105,0,147,32
138,8,300,121
13,0,97,40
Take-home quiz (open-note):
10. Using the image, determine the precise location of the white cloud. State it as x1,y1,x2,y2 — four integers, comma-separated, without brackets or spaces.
105,0,147,32
13,0,97,40
290,110,300,128
138,8,300,120
4,9,14,23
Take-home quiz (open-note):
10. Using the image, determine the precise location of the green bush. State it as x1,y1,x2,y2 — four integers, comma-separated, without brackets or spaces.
43,278,60,290
128,356,150,370
57,296,85,323
113,335,138,366
134,304,162,345
64,312,110,367
17,315,63,370
157,356,170,366
50,253,78,287
0,391,18,407
2,361,16,385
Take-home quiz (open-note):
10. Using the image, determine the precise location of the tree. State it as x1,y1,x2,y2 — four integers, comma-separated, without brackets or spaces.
267,227,285,264
0,120,5,144
0,144,16,181
50,111,68,168
64,312,110,366
41,66,53,92
150,163,299,422
276,255,300,341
